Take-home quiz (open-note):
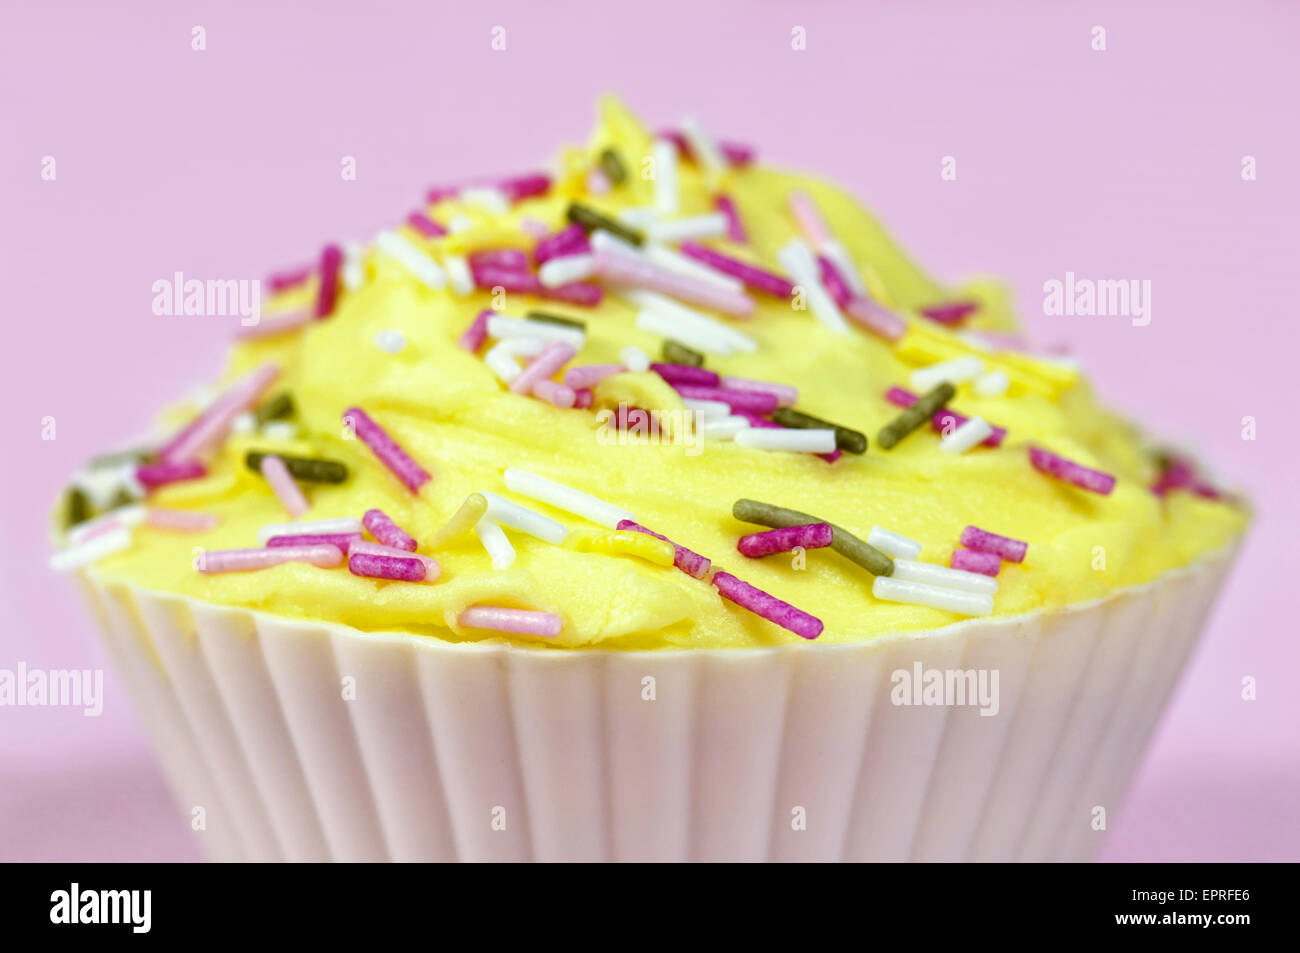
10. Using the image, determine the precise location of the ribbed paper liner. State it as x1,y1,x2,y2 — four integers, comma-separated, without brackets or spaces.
78,547,1233,862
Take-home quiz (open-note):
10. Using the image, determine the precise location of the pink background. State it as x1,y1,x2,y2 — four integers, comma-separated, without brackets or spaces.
2,0,1297,861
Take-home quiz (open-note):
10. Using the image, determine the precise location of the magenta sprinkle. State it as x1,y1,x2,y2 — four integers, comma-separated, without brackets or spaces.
711,571,822,640
266,532,364,550
468,248,530,272
658,130,755,166
738,523,833,558
1028,446,1116,495
497,172,552,202
960,525,1028,563
472,265,542,295
407,212,447,238
720,376,797,407
1151,456,1222,499
678,242,794,298
617,519,711,579
573,387,594,409
459,308,492,353
348,551,426,583
314,244,343,319
344,406,432,494
920,300,981,325
543,281,603,307
672,384,778,415
650,363,721,387
885,387,1006,447
136,460,206,490
951,548,1001,576
534,224,590,265
363,508,417,551
817,255,855,309
267,264,312,292
714,194,747,242
351,541,439,581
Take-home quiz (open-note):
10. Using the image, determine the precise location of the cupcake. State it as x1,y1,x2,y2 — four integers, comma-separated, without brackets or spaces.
53,97,1247,862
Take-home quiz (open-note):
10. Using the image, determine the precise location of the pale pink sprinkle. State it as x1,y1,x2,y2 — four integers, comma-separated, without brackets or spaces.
344,406,432,494
457,605,563,638
146,507,220,532
787,190,830,247
267,264,313,292
136,460,206,490
407,211,447,238
161,362,280,463
847,296,908,341
532,379,577,408
511,340,577,394
260,454,310,518
362,508,417,551
714,194,747,242
314,244,343,319
519,217,552,238
951,548,1001,577
586,168,611,195
592,249,756,318
459,309,492,353
350,540,439,581
198,544,343,573
563,363,624,389
543,281,603,307
720,376,798,407
234,308,313,340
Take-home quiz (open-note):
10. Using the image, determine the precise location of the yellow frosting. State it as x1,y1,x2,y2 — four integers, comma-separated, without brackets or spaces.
84,97,1246,649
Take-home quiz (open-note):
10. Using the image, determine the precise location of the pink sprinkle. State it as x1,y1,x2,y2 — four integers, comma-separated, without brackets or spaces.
1152,456,1222,499
719,376,797,407
532,379,577,408
658,130,755,166
348,550,426,583
472,265,543,294
457,605,563,638
711,571,823,640
586,168,612,195
920,300,980,325
260,454,310,518
650,363,720,387
459,309,492,353
314,244,343,319
497,172,552,202
511,340,577,394
267,264,313,292
468,248,530,272
234,308,313,340
885,387,1006,447
542,281,603,307
267,532,363,550
951,548,1001,576
817,255,854,309
564,363,623,389
407,212,447,238
344,406,432,494
1028,446,1116,495
519,217,552,238
363,508,417,551
136,460,206,490
592,249,756,318
146,507,219,532
738,523,833,558
160,362,280,463
534,225,590,265
671,383,778,415
573,388,594,409
846,296,908,341
618,519,712,579
787,190,830,247
350,540,439,581
199,544,343,573
426,184,462,204
677,242,793,298
960,525,1028,563
714,194,747,242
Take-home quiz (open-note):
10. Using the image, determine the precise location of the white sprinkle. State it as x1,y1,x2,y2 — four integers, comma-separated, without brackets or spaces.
503,467,635,529
342,241,366,291
498,337,547,358
821,239,866,296
872,575,994,616
651,138,679,215
683,398,731,420
619,345,651,373
474,517,516,569
374,230,447,290
643,242,745,294
939,415,994,454
890,558,999,595
635,308,734,357
373,329,407,354
67,504,147,545
485,314,584,349
646,212,730,244
444,253,474,297
50,525,133,572
74,464,141,509
700,415,750,440
778,238,850,333
447,214,474,233
910,355,985,392
622,288,757,352
538,253,596,288
483,342,524,384
867,526,922,561
261,420,298,441
480,491,569,545
680,116,727,178
231,411,257,436
734,427,837,453
258,517,362,544
617,207,659,228
973,369,1010,397
460,187,510,215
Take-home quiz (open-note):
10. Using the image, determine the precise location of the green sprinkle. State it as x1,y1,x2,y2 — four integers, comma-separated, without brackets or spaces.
245,451,348,484
526,310,587,331
662,339,705,367
567,202,643,246
772,407,867,454
732,498,894,577
254,392,295,425
598,148,627,185
64,486,91,529
877,382,956,450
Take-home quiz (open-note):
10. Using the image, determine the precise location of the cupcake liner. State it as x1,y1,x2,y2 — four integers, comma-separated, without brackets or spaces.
79,545,1237,862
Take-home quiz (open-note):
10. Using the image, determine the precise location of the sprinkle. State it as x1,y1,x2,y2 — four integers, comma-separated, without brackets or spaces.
260,420,295,440
533,379,577,408
598,147,627,185
483,342,526,384
199,544,343,573
64,486,91,528
624,288,758,352
817,255,854,308
733,498,894,576
567,203,643,246
573,388,594,409
235,308,313,340
142,507,218,533
267,532,362,550
535,225,591,265
819,240,867,297
594,249,756,318
646,213,730,244
650,362,719,387
510,340,577,395
313,244,343,319
671,383,777,415
245,452,348,484
973,369,1010,397
472,264,542,295
66,504,145,545
362,508,417,551
374,230,447,290
538,253,596,288
663,339,705,366
1028,446,1116,495
619,345,651,373
503,467,633,529
519,217,551,238
426,493,489,547
136,460,205,490
344,406,432,494
444,254,474,297
474,518,516,569
50,525,133,571
651,138,680,215
460,186,510,215
341,242,366,291
910,356,985,392
526,310,586,331
407,212,447,238
254,392,295,425
481,490,569,544
564,363,623,388
682,398,730,420
714,194,747,242
778,238,849,332
635,309,729,356
846,296,908,341
258,454,310,517
678,242,794,298
350,540,440,582
951,549,1001,577
458,606,563,638
718,377,794,409
496,172,551,202
348,549,427,582
859,528,919,564
712,571,823,640
658,129,755,166
459,309,493,353
469,248,530,271
787,190,831,246
735,427,836,454
699,416,750,440
679,115,727,178
485,314,583,348
890,558,999,594
885,387,1007,447
616,520,711,578
920,300,981,325
960,525,1028,563
373,329,407,354
542,280,603,307
872,576,993,616
573,529,676,566
771,407,866,454
633,239,746,295
738,523,833,557
268,264,313,292
258,517,362,543
939,415,994,454
160,362,280,463
877,382,957,450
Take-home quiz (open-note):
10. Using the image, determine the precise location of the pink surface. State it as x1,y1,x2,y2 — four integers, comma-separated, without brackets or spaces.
1,0,1296,861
